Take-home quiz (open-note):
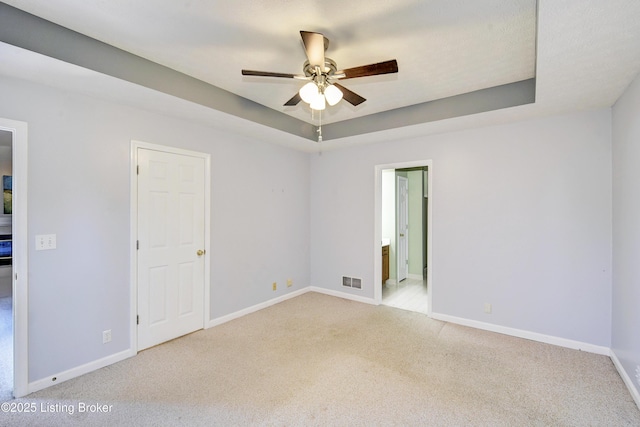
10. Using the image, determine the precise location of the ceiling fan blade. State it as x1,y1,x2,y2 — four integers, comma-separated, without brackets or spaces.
242,70,297,78
300,31,326,69
338,60,398,80
333,83,366,106
284,93,302,106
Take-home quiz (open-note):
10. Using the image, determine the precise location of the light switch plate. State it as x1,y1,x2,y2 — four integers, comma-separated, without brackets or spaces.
35,234,56,251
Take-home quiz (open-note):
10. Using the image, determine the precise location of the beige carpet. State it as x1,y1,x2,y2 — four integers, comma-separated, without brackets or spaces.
2,292,639,426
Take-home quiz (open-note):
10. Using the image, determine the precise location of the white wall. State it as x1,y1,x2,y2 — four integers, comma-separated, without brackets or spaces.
0,76,310,383
310,110,612,346
612,71,640,399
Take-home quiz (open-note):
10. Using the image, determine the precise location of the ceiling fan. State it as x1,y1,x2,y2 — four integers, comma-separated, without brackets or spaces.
242,31,398,111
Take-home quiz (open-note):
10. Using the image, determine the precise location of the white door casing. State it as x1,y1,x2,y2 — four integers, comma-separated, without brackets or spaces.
0,118,28,397
137,147,206,350
397,175,409,283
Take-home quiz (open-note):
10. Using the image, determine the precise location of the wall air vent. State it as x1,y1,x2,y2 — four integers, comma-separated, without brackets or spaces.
342,276,363,290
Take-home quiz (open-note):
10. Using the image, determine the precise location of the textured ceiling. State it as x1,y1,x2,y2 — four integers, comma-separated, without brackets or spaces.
0,0,639,151
2,0,537,125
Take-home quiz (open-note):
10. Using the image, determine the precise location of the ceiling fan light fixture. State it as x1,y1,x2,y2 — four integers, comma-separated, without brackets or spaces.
324,84,343,106
299,82,319,104
310,92,326,110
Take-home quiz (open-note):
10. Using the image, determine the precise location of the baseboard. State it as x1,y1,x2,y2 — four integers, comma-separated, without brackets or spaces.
610,350,640,410
407,274,423,280
27,348,135,395
430,312,610,356
207,287,378,329
308,286,377,305
207,287,310,328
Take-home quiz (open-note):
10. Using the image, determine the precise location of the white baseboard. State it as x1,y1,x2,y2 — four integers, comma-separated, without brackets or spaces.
610,350,640,411
207,287,310,328
430,312,610,356
207,287,379,329
206,284,379,326
308,286,377,305
27,348,135,395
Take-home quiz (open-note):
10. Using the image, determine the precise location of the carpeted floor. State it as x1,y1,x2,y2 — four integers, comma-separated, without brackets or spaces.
1,292,639,426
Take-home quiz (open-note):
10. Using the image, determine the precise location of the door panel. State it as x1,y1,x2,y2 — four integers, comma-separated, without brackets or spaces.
397,176,409,282
138,148,205,350
149,266,168,325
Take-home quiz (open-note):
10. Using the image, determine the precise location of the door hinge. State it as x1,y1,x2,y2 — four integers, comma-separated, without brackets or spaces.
136,315,139,325
136,165,139,175
136,240,139,250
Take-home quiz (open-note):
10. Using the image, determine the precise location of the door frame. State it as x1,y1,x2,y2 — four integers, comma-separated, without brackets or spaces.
374,160,433,314
0,118,28,397
129,140,211,353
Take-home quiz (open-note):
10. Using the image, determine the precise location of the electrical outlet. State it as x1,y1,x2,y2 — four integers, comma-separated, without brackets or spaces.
287,278,293,287
102,329,112,344
484,303,492,314
635,365,640,386
272,282,277,291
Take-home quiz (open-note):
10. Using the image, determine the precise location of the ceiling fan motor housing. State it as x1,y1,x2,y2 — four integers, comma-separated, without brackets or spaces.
303,58,340,88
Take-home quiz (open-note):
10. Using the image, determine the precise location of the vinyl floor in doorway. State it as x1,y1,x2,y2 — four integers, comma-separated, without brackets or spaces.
382,278,428,314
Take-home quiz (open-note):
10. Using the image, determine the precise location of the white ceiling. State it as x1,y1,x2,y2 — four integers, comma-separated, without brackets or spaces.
1,0,640,151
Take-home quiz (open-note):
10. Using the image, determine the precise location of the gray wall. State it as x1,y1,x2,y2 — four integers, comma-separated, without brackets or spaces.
310,109,613,347
0,69,633,395
612,71,640,399
0,76,310,382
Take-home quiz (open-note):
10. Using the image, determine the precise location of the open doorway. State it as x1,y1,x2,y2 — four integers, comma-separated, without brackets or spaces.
382,167,428,313
374,161,432,315
0,118,28,399
0,129,12,400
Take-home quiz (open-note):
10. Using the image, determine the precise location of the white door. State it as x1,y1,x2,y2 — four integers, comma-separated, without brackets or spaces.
137,148,206,350
397,176,409,282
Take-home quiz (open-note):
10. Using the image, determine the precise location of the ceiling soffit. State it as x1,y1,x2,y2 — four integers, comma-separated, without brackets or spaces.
0,3,536,142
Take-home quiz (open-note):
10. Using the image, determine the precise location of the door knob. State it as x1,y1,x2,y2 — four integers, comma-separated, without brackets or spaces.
197,249,205,256
400,233,405,237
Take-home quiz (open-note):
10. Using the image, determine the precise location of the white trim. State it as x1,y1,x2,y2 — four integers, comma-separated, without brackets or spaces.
0,118,28,398
430,312,611,355
27,349,134,395
130,140,211,354
308,286,377,305
610,350,640,410
208,286,377,329
374,160,433,314
208,288,310,328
